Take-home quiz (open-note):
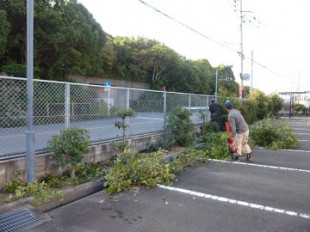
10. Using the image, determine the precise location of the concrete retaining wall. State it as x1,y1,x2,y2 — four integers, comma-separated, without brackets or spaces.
0,133,164,189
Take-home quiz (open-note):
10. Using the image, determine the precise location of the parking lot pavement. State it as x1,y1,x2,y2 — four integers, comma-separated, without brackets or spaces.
28,117,310,232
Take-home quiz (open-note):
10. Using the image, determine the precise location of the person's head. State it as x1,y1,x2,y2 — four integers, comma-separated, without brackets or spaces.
211,99,215,104
225,101,233,110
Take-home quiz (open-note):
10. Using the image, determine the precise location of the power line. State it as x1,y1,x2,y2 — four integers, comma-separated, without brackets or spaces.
138,0,239,55
138,0,289,81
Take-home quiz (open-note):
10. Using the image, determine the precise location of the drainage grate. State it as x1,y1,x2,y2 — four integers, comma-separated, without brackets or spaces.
0,208,40,232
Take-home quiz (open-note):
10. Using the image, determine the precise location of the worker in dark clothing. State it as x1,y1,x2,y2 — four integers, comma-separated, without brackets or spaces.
209,99,220,124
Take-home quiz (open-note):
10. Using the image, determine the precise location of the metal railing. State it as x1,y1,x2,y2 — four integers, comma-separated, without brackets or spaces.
0,76,217,158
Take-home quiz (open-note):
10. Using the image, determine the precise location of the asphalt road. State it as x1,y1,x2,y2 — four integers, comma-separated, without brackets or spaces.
0,111,205,157
0,113,166,157
28,117,310,232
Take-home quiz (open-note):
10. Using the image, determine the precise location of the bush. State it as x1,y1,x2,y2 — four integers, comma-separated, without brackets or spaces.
104,148,211,194
267,93,283,117
4,179,63,206
139,138,174,153
3,170,23,193
202,121,220,133
238,100,259,125
47,127,91,179
202,132,231,160
166,107,195,146
104,151,175,194
169,149,209,173
250,119,298,149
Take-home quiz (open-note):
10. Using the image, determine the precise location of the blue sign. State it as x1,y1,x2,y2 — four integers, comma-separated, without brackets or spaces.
104,81,111,87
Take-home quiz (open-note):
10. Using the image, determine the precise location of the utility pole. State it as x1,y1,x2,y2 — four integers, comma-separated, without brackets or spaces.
233,0,259,98
250,50,253,93
215,69,218,100
239,0,244,99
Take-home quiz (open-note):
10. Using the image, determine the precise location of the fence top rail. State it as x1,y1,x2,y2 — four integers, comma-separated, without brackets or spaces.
0,76,218,98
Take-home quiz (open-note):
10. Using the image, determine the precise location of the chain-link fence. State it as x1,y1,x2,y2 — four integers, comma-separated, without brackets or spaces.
0,76,220,158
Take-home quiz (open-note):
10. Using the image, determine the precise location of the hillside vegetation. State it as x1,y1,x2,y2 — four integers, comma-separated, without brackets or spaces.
0,0,239,96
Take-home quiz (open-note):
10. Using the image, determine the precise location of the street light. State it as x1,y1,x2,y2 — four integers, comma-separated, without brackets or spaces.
215,65,233,100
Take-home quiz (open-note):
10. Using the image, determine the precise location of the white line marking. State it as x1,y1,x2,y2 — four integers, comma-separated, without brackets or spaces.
256,147,310,153
299,140,310,142
280,149,310,153
209,159,310,173
157,184,310,220
136,117,164,121
294,132,310,135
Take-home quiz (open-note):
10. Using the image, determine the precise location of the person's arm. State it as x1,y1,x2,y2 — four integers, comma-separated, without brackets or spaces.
228,116,236,137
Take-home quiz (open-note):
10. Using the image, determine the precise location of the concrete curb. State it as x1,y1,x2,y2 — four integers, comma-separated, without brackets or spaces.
0,179,104,214
37,179,104,212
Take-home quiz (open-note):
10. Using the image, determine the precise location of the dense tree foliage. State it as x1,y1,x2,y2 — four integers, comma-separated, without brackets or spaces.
0,0,240,96
0,0,106,79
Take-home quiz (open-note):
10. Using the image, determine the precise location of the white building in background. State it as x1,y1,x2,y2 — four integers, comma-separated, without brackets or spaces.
278,91,310,108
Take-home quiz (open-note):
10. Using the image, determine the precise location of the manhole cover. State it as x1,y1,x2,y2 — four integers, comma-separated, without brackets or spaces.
0,207,49,232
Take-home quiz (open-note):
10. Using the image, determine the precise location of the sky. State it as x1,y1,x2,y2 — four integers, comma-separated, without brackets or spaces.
78,0,310,94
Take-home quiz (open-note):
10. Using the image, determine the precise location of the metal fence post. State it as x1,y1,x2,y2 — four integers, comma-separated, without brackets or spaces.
189,94,192,108
125,88,130,138
26,0,35,184
65,83,70,128
126,88,130,109
163,91,167,132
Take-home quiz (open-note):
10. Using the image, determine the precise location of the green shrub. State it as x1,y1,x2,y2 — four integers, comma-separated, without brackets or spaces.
238,100,259,125
75,162,106,184
250,119,298,149
294,103,308,115
15,181,49,205
202,132,231,160
3,171,64,205
267,93,283,117
40,174,69,189
47,127,91,179
3,170,24,193
166,107,195,146
104,151,175,194
169,149,209,173
202,121,220,133
139,138,174,153
104,147,213,194
5,180,63,206
114,108,136,141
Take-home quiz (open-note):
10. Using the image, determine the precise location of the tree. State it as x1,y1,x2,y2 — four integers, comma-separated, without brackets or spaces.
114,108,136,142
249,89,268,119
294,103,305,114
267,93,283,117
0,0,27,65
0,0,106,79
141,43,180,85
215,65,239,98
0,10,10,60
100,38,117,76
